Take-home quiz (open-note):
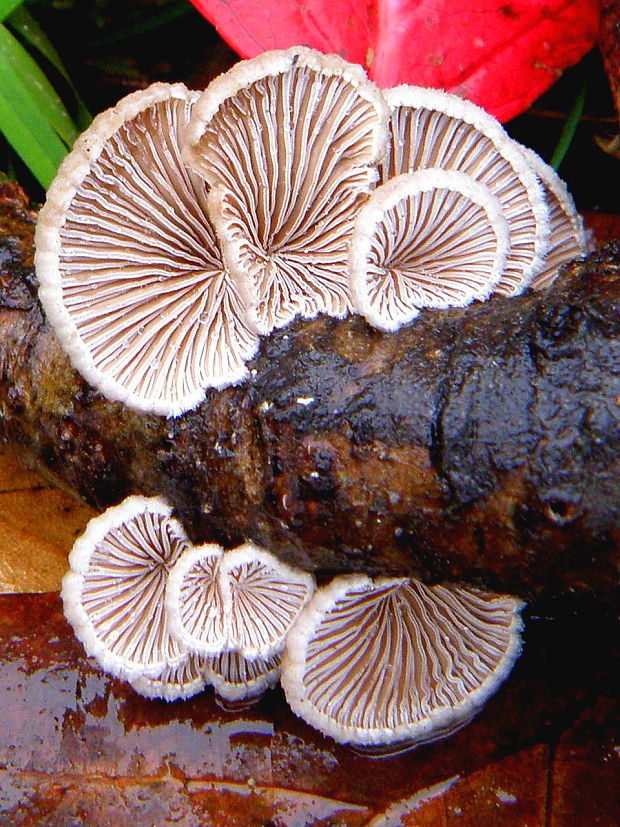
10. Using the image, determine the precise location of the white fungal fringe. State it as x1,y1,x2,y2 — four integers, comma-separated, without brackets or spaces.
35,48,578,418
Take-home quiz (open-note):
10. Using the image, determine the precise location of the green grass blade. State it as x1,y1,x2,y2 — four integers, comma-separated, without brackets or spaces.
550,81,587,171
7,5,91,128
7,5,68,77
0,29,70,187
0,23,79,147
0,86,62,188
0,0,23,24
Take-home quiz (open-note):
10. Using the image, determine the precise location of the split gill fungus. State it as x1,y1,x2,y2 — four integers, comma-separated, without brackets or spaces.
34,46,593,751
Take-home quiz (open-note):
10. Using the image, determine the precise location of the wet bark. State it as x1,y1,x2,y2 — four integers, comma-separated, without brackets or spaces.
1,183,619,602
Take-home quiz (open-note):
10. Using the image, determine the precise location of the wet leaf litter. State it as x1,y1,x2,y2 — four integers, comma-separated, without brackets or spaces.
0,8,616,813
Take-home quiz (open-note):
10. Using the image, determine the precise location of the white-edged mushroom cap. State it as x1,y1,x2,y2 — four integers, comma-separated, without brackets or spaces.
61,495,189,679
349,169,509,331
381,86,550,296
35,82,259,417
204,650,281,702
281,575,524,748
219,543,316,659
165,543,227,656
520,147,588,290
129,652,209,701
184,46,389,334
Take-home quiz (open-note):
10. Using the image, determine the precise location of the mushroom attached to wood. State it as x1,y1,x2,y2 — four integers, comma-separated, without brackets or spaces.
35,82,259,417
61,495,190,679
63,495,316,704
520,147,588,290
184,46,389,334
348,169,510,331
44,48,570,741
281,575,524,748
380,85,550,297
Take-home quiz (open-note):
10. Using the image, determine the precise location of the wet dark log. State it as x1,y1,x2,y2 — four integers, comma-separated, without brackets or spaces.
1,182,619,601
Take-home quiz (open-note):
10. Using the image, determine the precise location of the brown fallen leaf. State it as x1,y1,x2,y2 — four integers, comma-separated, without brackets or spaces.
0,591,617,826
0,446,95,593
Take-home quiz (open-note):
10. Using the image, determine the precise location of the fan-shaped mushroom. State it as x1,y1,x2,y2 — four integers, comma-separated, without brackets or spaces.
380,86,550,296
220,543,316,659
184,46,389,333
163,540,313,704
35,82,259,417
281,575,524,748
165,543,228,655
61,495,189,679
63,494,317,706
348,169,509,331
40,48,580,750
520,147,588,290
166,540,316,659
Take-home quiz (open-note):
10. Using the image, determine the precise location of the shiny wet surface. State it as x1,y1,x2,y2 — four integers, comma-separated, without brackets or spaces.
0,592,617,825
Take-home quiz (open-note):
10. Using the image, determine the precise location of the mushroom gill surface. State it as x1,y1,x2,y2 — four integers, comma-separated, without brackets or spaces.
205,651,282,702
130,652,209,701
166,541,316,659
220,544,316,659
61,495,189,679
61,493,527,745
281,575,524,747
184,46,389,333
521,147,588,290
35,83,258,417
381,86,550,296
165,543,228,656
34,51,581,418
348,169,509,331
62,494,318,705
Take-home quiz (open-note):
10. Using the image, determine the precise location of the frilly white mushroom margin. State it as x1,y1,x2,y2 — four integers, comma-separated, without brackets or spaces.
34,47,587,418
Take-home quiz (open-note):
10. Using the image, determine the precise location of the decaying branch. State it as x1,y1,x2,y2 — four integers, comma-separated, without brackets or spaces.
1,182,619,601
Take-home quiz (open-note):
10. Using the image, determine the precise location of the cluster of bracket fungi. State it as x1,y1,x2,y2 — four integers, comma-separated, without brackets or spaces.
36,47,586,749
61,494,524,749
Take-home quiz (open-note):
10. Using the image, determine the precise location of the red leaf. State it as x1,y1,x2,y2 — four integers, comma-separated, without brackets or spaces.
188,0,600,121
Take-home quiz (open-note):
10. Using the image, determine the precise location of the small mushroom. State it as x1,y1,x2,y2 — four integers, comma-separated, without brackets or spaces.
165,541,311,703
220,543,316,659
165,543,228,655
166,540,316,659
380,86,550,296
130,653,209,701
204,651,282,703
184,46,389,333
281,574,524,748
520,147,588,290
61,495,189,679
348,169,509,331
35,82,259,416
